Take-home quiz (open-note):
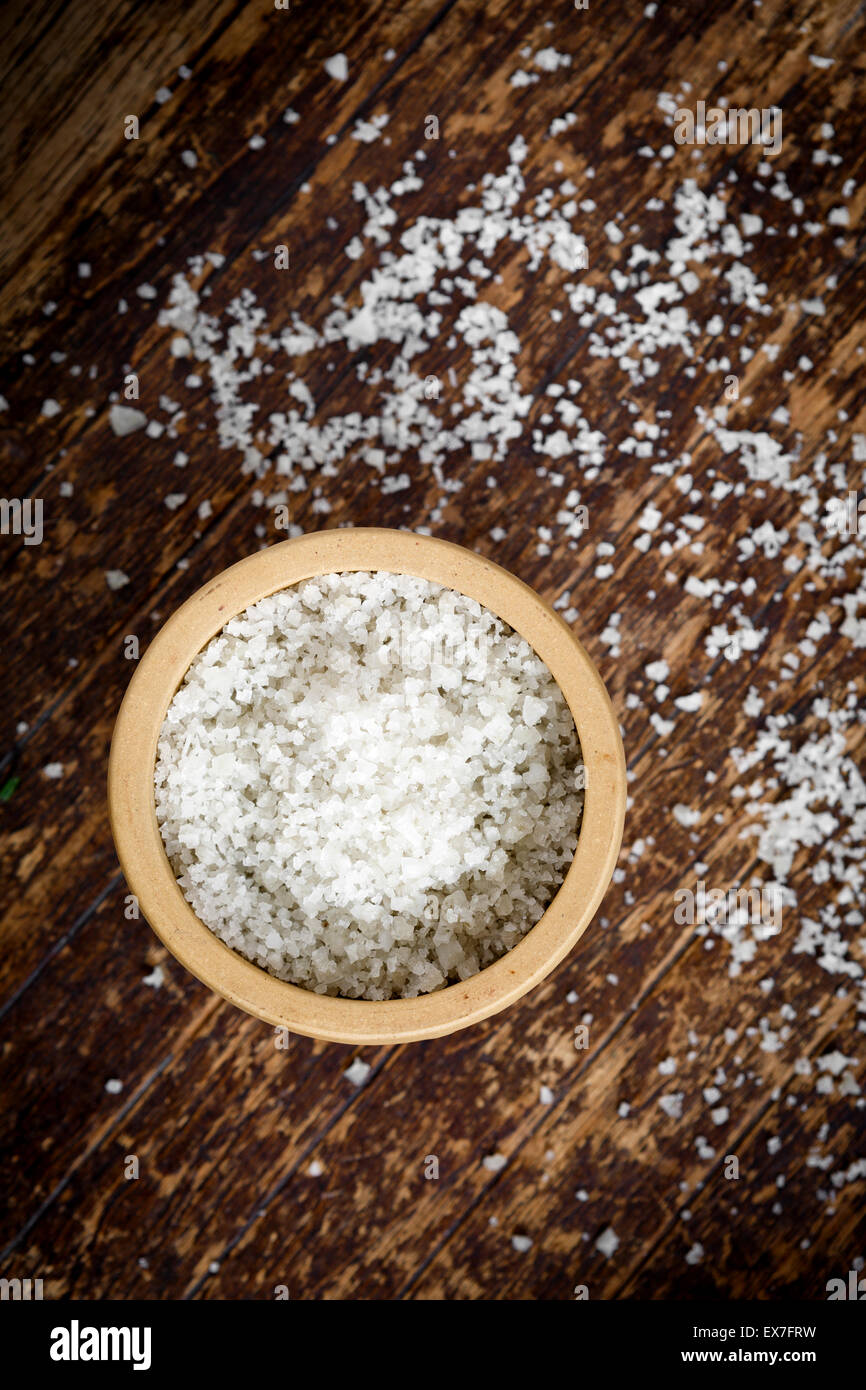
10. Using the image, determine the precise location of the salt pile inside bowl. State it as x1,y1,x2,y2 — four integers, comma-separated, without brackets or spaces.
154,571,584,1000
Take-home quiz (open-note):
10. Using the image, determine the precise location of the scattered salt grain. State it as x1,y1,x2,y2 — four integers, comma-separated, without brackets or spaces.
659,1092,684,1119
645,660,669,682
344,1058,372,1086
324,53,348,82
674,692,703,713
109,404,147,436
483,1153,508,1172
595,1226,619,1258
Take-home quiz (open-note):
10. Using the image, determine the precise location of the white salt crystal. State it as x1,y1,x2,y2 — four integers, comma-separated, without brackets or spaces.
659,1092,684,1119
523,696,547,727
596,1226,619,1258
109,404,147,436
674,692,703,713
324,53,348,82
638,504,662,532
483,1153,507,1172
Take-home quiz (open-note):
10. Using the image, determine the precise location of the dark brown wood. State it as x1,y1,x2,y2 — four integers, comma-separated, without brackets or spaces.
1,0,864,1300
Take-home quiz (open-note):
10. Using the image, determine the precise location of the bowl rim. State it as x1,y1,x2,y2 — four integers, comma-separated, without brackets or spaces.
108,528,626,1044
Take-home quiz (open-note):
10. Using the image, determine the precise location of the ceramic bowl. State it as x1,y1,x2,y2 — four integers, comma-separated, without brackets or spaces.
108,528,626,1044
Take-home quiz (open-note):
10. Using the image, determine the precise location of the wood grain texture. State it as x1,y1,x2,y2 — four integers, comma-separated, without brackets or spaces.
1,0,864,1300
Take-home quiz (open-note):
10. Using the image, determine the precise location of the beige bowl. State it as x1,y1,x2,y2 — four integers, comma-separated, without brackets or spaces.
108,529,625,1044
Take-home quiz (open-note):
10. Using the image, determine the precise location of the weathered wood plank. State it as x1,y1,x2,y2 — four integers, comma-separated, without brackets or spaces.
1,0,865,1302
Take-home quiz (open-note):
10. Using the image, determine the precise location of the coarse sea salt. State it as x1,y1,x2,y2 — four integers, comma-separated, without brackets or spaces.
155,571,584,999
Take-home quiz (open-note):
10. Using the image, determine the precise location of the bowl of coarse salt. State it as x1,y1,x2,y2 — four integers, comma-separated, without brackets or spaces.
108,529,625,1044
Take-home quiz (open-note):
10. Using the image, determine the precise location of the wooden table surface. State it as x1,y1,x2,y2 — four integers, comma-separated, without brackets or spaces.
1,0,864,1301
